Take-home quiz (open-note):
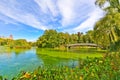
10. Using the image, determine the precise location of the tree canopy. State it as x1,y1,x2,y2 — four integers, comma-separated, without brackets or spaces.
0,38,31,49
94,0,120,51
36,29,94,48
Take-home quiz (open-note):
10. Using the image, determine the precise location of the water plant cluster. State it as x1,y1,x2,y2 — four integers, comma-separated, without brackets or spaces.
1,53,120,80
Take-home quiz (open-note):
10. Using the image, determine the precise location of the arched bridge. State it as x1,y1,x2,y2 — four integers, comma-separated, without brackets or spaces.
66,43,102,48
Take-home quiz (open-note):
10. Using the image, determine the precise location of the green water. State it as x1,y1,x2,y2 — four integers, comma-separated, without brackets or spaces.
0,47,105,79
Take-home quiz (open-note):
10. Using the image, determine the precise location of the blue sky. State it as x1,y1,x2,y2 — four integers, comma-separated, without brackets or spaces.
0,0,105,41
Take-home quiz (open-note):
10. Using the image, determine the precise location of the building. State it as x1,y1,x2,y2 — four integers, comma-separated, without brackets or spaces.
0,35,13,40
9,35,13,40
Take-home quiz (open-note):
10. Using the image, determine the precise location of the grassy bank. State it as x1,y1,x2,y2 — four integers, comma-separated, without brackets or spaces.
36,48,106,59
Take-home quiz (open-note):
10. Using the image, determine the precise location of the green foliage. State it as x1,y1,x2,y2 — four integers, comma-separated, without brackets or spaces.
14,39,30,48
0,76,3,80
36,30,71,48
85,30,94,43
37,29,95,48
37,30,59,48
110,40,120,51
28,42,36,47
2,53,120,80
79,53,120,80
0,38,13,46
94,0,120,51
0,38,31,49
95,0,120,13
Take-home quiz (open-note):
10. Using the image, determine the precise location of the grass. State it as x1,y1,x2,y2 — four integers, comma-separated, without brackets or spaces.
36,48,106,59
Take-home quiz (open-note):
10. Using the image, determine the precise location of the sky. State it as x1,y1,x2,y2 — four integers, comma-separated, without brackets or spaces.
0,0,105,41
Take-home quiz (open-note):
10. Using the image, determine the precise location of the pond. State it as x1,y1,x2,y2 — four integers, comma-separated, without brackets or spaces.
0,47,105,79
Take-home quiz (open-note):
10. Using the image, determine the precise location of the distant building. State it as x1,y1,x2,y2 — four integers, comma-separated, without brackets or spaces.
9,35,13,40
0,35,13,40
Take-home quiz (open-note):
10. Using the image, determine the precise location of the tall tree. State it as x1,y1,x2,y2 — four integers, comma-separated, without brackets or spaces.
37,30,58,48
95,0,120,13
85,30,94,43
94,0,120,50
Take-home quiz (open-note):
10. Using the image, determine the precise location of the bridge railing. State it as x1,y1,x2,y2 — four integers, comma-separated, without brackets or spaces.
66,43,102,48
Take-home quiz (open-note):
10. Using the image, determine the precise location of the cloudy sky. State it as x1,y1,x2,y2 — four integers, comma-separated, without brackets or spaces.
0,0,105,41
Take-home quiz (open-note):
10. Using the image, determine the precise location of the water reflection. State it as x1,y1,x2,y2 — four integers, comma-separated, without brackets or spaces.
36,54,78,67
13,49,28,55
0,48,79,79
0,48,42,79
36,48,79,67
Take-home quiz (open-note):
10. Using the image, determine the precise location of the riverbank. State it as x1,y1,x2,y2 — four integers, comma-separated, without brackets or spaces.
1,53,120,80
0,48,106,79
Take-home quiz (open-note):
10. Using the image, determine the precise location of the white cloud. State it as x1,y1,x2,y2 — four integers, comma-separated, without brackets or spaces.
56,0,103,28
35,0,98,27
73,8,105,32
0,0,105,33
0,0,47,30
55,0,105,33
34,0,59,17
57,0,75,26
0,13,17,25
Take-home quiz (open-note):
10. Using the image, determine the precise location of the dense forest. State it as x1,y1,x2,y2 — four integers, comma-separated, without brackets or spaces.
36,27,120,51
36,30,94,48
